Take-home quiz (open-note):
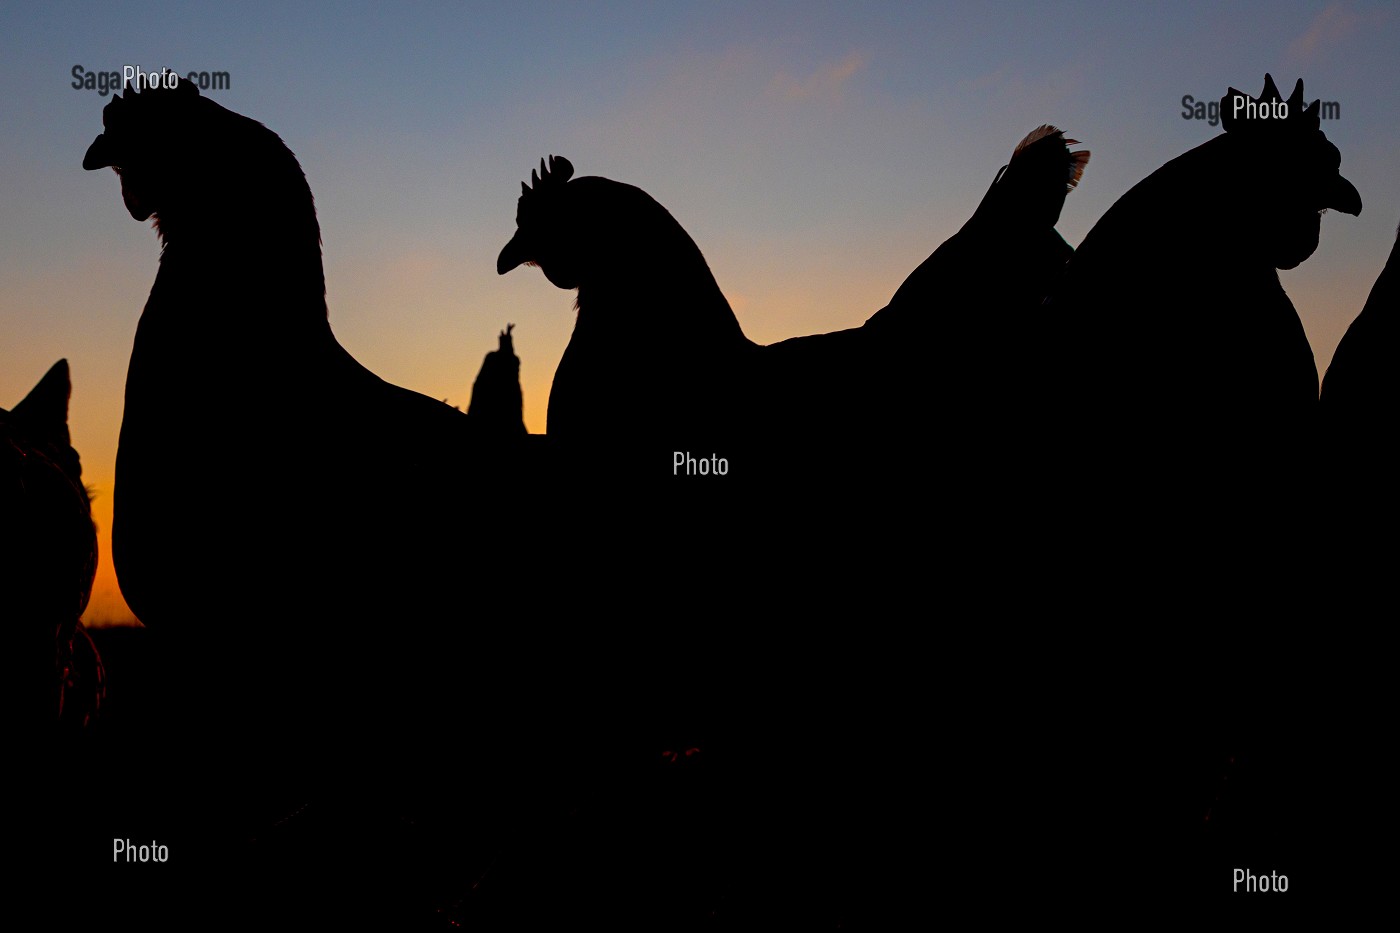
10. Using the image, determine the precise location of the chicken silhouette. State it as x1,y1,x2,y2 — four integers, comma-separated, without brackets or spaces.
499,136,1087,484
467,323,528,438
1,360,100,732
869,124,1088,334
80,76,549,626
82,78,560,853
1037,77,1361,623
1049,76,1361,458
864,125,1089,449
498,155,755,477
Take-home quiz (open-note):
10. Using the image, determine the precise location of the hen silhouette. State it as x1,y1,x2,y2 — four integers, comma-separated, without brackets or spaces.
499,155,754,475
1050,76,1360,454
499,132,1088,483
82,79,560,881
2,359,100,732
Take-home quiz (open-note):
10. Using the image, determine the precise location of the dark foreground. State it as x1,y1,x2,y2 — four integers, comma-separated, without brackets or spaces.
20,614,1388,927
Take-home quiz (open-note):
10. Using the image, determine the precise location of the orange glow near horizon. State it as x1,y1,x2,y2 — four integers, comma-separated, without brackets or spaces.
81,476,139,627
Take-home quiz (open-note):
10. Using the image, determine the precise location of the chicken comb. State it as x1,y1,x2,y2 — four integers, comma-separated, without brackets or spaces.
1011,124,1091,191
1219,74,1322,134
103,71,199,123
520,154,574,198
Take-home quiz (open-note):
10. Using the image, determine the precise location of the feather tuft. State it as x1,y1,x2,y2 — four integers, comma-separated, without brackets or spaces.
1011,124,1090,191
1013,124,1063,155
1067,150,1091,189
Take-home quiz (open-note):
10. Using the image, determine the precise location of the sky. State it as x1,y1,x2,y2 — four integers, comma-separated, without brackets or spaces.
2,1,1397,625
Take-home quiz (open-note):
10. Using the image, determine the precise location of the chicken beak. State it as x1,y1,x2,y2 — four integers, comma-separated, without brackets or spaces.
83,133,114,170
1328,174,1362,217
497,231,530,275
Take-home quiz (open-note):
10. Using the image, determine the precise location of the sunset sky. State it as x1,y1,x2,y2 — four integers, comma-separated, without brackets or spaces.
2,2,1397,625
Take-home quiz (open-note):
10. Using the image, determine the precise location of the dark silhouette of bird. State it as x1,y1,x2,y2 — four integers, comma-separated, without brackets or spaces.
1,359,100,731
868,124,1088,335
863,125,1089,451
1048,76,1361,460
82,78,564,871
467,323,527,438
498,156,756,477
1032,77,1361,632
498,136,1088,483
81,76,549,641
